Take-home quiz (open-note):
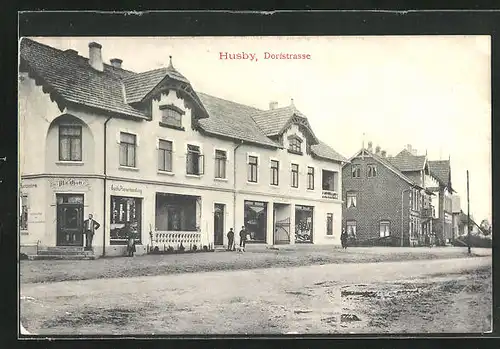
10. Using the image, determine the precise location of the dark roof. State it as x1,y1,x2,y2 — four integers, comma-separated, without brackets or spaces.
348,148,422,187
387,149,426,172
251,105,306,136
428,160,451,188
196,93,279,148
19,37,147,119
19,38,346,162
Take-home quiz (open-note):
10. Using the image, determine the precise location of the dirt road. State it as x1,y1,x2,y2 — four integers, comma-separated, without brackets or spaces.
21,256,491,335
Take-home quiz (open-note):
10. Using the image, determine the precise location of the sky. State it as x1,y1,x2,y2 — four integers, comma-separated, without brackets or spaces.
30,36,492,223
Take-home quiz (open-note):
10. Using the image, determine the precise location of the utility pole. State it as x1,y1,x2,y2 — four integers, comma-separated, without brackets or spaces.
467,170,471,254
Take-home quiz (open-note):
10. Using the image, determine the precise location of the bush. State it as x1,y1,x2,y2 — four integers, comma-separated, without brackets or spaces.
452,235,491,248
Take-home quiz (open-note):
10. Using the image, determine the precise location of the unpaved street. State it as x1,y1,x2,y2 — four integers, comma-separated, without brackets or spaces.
21,255,491,335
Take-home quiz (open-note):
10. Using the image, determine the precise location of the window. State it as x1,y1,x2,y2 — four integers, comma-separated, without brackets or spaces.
119,132,136,167
110,196,142,244
215,150,227,179
367,164,377,177
380,221,390,237
158,140,173,172
288,137,302,154
346,220,357,238
351,164,361,178
248,156,258,182
160,105,184,128
20,194,28,231
326,213,333,236
346,192,357,208
291,164,299,188
186,144,204,175
307,167,315,190
59,125,82,161
270,160,279,185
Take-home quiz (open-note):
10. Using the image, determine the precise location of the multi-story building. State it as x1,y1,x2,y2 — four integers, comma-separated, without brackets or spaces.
19,38,347,257
342,143,435,247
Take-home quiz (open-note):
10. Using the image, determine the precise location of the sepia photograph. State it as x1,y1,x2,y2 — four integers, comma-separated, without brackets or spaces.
18,33,492,336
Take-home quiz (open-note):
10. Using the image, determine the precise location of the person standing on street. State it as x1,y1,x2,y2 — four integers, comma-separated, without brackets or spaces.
239,225,247,250
227,228,235,251
341,228,348,250
83,213,100,251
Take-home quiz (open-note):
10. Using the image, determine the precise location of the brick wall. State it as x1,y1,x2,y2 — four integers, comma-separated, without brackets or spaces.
342,155,412,245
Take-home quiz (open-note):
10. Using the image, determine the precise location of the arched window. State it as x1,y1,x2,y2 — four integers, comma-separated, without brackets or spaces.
160,104,184,128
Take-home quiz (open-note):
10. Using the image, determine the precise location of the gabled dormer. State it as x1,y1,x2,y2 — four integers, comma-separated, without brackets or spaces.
287,134,304,155
123,56,209,131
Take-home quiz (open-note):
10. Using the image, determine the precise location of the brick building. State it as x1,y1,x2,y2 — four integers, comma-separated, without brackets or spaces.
342,143,435,247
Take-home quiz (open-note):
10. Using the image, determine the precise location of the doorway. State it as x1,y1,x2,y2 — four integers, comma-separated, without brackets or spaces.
56,194,84,246
214,203,225,246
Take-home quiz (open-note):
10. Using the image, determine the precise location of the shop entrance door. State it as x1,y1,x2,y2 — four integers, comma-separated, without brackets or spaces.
56,194,84,246
214,204,225,245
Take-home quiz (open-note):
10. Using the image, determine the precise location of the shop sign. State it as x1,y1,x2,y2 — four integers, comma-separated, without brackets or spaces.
20,183,37,189
111,184,143,195
28,212,44,223
322,190,338,200
50,178,91,190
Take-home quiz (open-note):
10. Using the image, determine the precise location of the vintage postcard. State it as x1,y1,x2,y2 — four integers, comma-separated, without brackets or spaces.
18,34,492,336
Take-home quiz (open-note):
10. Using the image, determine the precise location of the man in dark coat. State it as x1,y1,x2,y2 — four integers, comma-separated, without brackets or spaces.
239,226,247,249
341,228,348,250
227,228,235,251
83,214,100,251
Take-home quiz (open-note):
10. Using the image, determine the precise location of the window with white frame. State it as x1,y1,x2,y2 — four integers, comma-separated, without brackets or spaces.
346,220,357,238
307,166,315,190
158,139,173,172
59,125,82,161
352,164,361,178
248,156,258,182
160,105,184,128
186,144,204,175
270,160,279,186
346,192,357,208
291,163,299,188
380,220,390,237
215,149,227,179
326,213,333,236
119,132,136,167
288,137,302,154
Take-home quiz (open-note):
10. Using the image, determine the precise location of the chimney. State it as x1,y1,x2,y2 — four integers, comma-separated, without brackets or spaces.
406,144,412,153
110,58,123,68
381,150,387,157
269,101,278,110
367,141,373,152
64,49,78,56
375,145,381,155
412,148,418,155
88,42,104,72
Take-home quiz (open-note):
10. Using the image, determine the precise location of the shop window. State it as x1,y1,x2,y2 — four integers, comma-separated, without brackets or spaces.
215,149,227,179
244,200,268,242
380,220,390,237
295,205,314,243
155,194,198,231
20,194,28,231
307,166,315,190
158,139,173,172
326,213,333,236
59,125,82,161
110,196,142,244
270,160,279,186
119,132,136,167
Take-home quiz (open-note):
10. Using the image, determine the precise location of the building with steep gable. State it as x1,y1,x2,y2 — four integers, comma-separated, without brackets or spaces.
19,38,347,257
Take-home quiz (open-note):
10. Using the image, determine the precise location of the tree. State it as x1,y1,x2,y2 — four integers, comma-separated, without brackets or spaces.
480,219,491,236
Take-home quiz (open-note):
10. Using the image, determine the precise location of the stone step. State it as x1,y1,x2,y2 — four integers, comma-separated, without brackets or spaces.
45,246,85,252
37,250,94,256
28,254,95,261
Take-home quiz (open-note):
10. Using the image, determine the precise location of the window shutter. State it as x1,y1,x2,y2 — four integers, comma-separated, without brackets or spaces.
199,154,205,175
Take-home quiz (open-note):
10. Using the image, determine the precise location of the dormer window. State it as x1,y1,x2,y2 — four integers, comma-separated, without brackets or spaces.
159,104,185,130
288,135,303,155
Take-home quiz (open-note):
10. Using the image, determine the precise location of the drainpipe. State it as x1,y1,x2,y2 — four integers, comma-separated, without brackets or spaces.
102,116,112,257
233,140,244,231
